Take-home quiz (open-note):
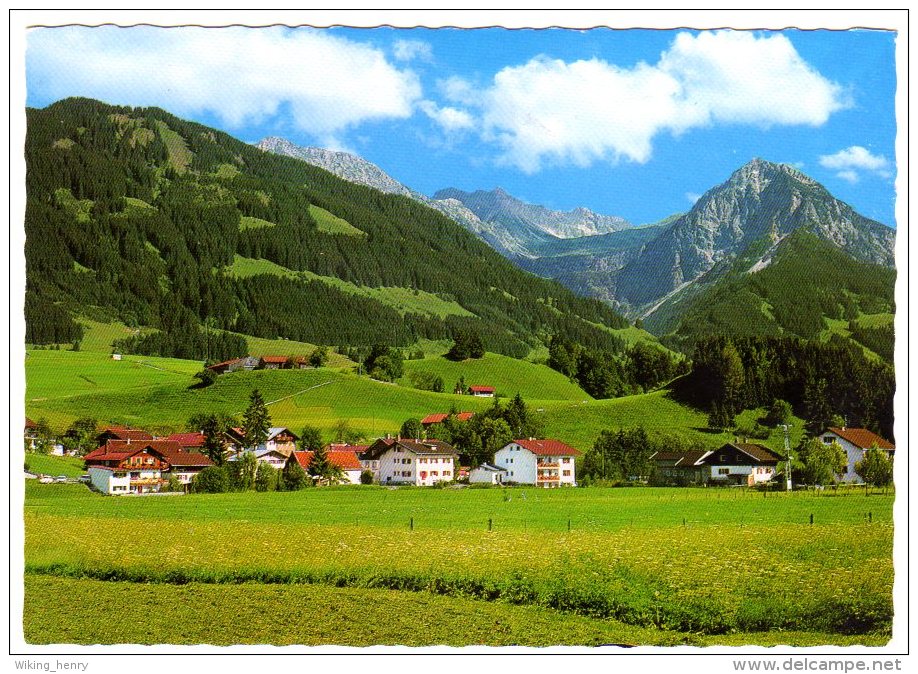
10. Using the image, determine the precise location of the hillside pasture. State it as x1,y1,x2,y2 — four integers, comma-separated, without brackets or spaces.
401,352,592,402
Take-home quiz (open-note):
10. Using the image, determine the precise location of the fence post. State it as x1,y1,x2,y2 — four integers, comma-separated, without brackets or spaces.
809,514,814,525
567,518,571,532
488,518,492,532
869,512,872,524
410,517,414,531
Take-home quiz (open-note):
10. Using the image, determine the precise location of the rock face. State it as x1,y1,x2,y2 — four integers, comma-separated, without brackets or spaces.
611,158,896,314
433,187,631,258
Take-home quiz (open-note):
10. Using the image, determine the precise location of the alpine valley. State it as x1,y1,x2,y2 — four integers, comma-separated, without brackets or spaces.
260,137,896,359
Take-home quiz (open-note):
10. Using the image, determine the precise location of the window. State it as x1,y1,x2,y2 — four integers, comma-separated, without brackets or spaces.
419,458,427,464
718,468,730,475
431,471,438,477
563,470,571,477
444,470,451,477
563,457,570,463
719,455,727,463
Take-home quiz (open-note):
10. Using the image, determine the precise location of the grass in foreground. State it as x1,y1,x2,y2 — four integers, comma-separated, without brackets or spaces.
23,575,888,647
25,484,893,639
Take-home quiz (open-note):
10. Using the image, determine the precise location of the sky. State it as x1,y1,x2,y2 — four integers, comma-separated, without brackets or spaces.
25,24,899,227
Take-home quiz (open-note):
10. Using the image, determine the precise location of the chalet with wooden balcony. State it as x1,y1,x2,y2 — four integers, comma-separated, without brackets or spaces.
494,438,581,487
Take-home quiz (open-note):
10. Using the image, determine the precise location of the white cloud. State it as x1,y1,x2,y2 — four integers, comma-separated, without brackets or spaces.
820,146,889,171
686,192,702,204
393,39,432,62
476,31,849,172
27,26,422,144
419,100,475,132
438,75,476,104
836,170,860,184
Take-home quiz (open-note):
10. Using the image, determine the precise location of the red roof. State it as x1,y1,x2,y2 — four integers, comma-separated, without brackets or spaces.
25,417,37,429
827,427,895,450
470,386,494,393
207,358,241,371
293,450,363,472
158,450,214,468
260,355,290,364
166,433,206,448
421,412,475,425
85,439,182,462
512,438,582,457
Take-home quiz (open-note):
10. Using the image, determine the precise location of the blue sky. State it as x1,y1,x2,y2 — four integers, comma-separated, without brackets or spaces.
26,25,898,226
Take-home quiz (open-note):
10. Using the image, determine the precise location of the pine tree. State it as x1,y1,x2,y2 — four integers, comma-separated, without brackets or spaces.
242,389,271,450
307,443,344,486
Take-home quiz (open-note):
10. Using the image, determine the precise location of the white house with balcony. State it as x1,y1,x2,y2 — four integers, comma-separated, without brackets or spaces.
494,438,581,487
363,438,458,486
819,427,895,483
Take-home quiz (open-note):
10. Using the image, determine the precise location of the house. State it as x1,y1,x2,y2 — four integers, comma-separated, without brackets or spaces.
819,427,895,483
85,439,214,493
250,448,292,468
650,443,783,486
24,417,38,451
259,355,289,370
207,356,260,374
84,440,176,494
494,438,581,487
290,450,363,484
111,353,122,361
420,412,475,427
649,450,709,485
356,439,392,480
224,427,299,455
157,448,214,490
469,463,508,485
469,385,495,398
363,438,458,486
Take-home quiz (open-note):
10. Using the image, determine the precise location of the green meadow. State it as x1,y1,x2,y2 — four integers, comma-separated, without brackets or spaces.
23,483,893,646
24,349,795,453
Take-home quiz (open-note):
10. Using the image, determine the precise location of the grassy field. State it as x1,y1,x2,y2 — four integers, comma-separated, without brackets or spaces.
227,255,476,318
23,453,85,478
401,352,592,402
309,203,366,237
22,483,894,646
24,349,802,454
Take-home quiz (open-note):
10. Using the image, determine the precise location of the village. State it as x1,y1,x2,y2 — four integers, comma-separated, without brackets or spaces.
25,410,895,496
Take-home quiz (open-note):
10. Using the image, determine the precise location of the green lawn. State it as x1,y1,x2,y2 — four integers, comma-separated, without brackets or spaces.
238,215,276,230
23,484,894,645
401,352,591,402
23,452,84,478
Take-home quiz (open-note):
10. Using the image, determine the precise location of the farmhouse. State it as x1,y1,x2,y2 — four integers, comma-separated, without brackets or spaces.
650,443,783,486
259,355,289,370
363,438,458,486
469,463,508,485
420,411,475,427
206,356,260,374
290,450,363,484
469,385,495,398
494,438,581,487
165,432,206,451
820,427,895,483
84,440,175,494
85,439,213,494
355,439,391,479
258,427,299,453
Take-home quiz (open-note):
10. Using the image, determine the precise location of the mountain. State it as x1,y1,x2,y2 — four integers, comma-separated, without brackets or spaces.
611,158,895,317
257,137,633,259
432,187,631,258
25,98,634,361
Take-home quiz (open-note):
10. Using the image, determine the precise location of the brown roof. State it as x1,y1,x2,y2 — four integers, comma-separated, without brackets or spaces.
207,358,241,371
260,355,290,364
421,412,475,425
827,427,895,450
159,450,214,468
25,417,37,429
292,450,363,472
674,451,709,467
86,439,183,462
325,443,370,454
512,438,582,457
362,437,457,459
734,443,783,464
166,432,207,448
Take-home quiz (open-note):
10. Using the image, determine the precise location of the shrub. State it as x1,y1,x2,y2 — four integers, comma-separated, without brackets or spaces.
191,466,230,493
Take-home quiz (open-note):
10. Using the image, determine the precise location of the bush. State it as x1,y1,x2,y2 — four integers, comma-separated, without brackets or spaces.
359,469,374,485
191,466,230,493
